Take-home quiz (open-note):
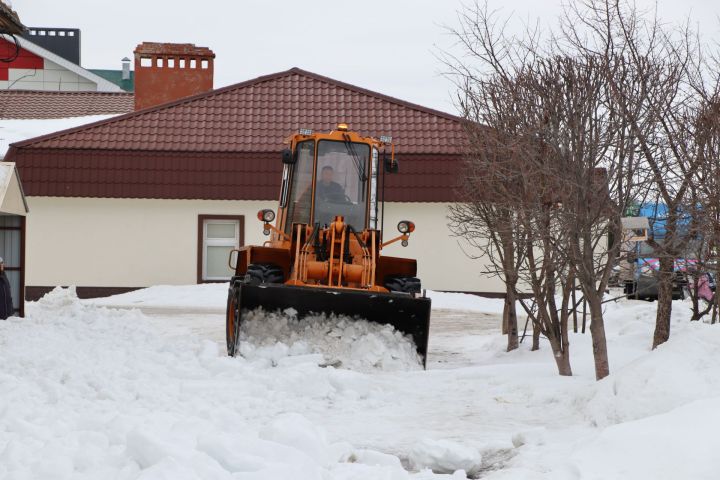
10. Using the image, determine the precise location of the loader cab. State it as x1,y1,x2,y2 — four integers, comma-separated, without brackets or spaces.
280,127,385,235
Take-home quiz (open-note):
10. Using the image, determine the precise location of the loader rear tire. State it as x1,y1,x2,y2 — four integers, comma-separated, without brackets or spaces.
384,276,422,294
244,264,284,285
226,285,241,357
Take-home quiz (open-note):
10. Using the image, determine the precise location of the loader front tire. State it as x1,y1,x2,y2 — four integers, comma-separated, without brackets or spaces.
384,276,422,294
244,264,284,285
226,284,241,357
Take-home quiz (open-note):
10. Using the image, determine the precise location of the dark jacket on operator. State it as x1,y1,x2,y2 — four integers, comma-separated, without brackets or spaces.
316,181,346,203
0,270,14,319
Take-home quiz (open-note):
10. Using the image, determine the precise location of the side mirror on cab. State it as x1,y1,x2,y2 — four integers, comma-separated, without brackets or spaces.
281,148,296,165
228,249,239,270
384,153,399,173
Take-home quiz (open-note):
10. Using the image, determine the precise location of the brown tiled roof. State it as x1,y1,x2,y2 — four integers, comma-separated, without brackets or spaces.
12,68,466,154
0,90,134,119
7,68,467,202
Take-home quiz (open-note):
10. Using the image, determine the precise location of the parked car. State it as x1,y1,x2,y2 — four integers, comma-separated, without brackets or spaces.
624,258,687,301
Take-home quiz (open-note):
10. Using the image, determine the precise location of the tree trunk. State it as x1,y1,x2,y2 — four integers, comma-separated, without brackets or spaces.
713,265,719,325
549,338,572,376
532,322,540,351
505,286,519,351
652,256,674,349
502,299,508,335
690,276,701,321
588,296,610,380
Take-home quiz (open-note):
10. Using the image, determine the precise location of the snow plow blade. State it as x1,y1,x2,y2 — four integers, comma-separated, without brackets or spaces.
228,283,432,367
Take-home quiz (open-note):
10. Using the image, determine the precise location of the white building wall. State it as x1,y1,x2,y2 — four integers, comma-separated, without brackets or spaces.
3,59,98,91
382,202,501,292
25,197,269,287
25,197,503,293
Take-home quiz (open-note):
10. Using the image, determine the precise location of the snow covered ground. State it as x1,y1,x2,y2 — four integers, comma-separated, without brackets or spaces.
90,285,505,313
1,286,719,479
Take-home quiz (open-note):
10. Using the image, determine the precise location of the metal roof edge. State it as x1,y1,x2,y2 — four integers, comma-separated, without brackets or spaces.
286,67,464,123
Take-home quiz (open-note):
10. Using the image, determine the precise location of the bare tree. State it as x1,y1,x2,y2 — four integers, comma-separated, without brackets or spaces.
687,93,720,322
519,53,639,379
445,1,641,378
449,126,526,351
550,0,720,348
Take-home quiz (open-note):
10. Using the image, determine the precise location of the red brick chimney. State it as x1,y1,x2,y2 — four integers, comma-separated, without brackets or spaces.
133,42,215,111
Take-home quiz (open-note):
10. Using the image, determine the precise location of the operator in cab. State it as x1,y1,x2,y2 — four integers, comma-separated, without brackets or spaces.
316,165,346,203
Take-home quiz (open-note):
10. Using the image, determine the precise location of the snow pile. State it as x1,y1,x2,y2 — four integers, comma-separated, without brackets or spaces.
486,299,720,480
239,308,423,372
584,320,720,427
2,287,455,479
90,283,228,310
13,286,720,479
570,397,720,480
408,439,483,476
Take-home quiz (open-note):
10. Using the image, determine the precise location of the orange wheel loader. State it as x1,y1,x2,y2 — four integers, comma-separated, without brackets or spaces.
226,124,432,366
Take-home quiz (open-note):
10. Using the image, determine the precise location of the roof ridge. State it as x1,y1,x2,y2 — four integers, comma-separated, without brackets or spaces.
10,67,463,149
286,67,462,122
0,89,134,96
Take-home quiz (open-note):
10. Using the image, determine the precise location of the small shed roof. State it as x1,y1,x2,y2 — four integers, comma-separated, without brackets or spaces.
621,216,650,230
0,162,28,216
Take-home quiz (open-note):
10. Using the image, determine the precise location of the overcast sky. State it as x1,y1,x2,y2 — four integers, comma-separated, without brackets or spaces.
8,0,719,114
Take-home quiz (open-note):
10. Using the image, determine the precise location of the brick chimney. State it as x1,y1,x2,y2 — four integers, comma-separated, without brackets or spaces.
133,42,215,111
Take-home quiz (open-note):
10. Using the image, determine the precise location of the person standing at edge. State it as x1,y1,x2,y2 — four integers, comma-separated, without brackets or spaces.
0,258,14,319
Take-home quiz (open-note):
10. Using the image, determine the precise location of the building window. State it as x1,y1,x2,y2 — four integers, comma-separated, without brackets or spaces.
0,216,25,315
198,215,244,282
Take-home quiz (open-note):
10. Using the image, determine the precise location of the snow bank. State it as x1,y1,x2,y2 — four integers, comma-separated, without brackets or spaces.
1,288,453,479
89,283,228,310
426,290,505,313
585,320,720,427
13,287,720,479
239,308,423,371
571,397,720,480
91,283,508,313
408,438,482,476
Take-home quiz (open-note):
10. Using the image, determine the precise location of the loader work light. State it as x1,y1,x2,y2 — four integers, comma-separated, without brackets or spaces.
379,135,392,143
299,128,313,136
257,209,276,223
397,220,415,234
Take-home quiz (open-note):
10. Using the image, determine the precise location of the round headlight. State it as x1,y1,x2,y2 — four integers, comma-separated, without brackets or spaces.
257,209,275,223
397,220,415,234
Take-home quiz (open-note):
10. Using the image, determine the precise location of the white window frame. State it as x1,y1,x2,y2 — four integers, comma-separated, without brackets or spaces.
201,218,241,281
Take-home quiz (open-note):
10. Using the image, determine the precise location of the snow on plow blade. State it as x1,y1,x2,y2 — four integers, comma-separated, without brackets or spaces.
232,283,432,367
